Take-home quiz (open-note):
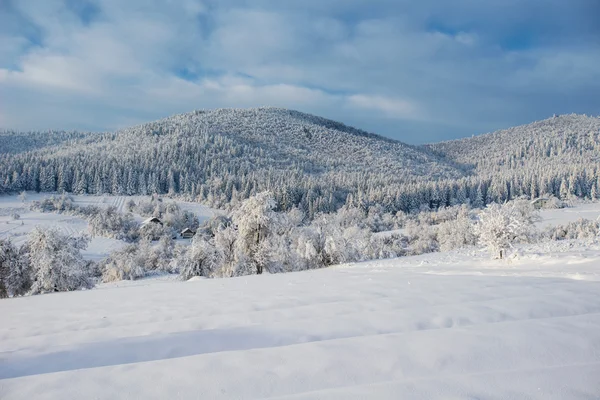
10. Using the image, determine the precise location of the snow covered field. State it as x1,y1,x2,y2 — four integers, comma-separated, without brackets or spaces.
0,193,216,260
537,202,600,228
1,199,600,399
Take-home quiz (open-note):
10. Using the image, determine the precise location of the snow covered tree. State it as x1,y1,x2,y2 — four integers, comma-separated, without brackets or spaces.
436,207,477,251
88,206,140,241
0,240,21,298
475,202,536,259
231,192,278,274
27,227,93,294
178,236,223,280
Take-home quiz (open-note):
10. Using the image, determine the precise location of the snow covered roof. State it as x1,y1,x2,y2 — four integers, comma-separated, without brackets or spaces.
181,228,196,234
142,217,162,225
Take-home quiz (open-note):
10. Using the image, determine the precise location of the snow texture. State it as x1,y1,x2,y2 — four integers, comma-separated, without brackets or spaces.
1,237,600,398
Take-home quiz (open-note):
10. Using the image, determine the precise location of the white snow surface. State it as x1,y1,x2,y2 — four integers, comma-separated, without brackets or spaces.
1,198,600,399
2,240,600,399
537,201,600,228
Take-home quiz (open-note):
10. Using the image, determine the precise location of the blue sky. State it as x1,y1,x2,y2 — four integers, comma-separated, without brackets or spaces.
1,0,599,143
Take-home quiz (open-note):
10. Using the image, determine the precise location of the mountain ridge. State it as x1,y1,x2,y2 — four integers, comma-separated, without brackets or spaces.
1,109,599,214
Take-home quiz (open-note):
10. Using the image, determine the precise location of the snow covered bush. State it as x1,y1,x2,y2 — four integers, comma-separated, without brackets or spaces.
30,194,77,213
177,236,224,280
370,233,407,259
436,207,478,251
475,202,537,259
101,237,175,282
0,239,31,298
88,206,140,242
544,218,600,241
139,222,172,241
539,195,566,209
27,227,93,294
11,213,20,220
405,221,439,255
162,206,199,232
101,244,148,282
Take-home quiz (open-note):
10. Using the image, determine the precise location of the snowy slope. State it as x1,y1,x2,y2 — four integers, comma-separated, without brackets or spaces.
2,242,600,399
537,202,600,229
0,108,466,216
426,114,600,178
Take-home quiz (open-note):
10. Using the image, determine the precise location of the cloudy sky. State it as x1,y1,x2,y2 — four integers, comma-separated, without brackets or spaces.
1,0,599,143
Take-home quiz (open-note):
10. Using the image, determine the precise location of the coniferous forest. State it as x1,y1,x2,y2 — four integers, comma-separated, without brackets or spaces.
1,108,599,216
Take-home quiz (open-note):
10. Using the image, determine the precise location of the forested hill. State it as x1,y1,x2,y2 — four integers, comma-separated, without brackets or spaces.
1,109,599,215
0,108,464,215
426,114,600,200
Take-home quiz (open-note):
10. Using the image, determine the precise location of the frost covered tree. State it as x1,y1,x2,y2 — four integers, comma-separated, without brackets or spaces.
177,235,223,280
476,202,536,259
0,240,21,298
101,243,149,282
88,206,140,241
0,239,31,297
231,192,278,274
436,206,478,251
28,227,93,294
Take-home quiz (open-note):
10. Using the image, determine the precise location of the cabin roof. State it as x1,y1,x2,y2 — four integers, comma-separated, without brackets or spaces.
142,217,162,224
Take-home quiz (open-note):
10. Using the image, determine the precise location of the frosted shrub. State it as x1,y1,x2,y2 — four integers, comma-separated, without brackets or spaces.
405,221,439,255
154,236,176,271
139,222,171,241
545,218,600,241
102,236,177,282
0,239,31,298
292,229,323,270
101,244,147,282
213,225,237,275
178,236,223,280
28,227,92,294
162,208,199,232
134,199,157,217
370,233,407,259
30,194,76,213
310,214,373,265
437,208,477,251
475,202,536,259
89,206,140,242
540,195,566,209
203,215,233,236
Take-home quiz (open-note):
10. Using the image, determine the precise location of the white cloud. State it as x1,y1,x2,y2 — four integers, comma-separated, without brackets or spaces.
0,0,598,142
347,94,421,119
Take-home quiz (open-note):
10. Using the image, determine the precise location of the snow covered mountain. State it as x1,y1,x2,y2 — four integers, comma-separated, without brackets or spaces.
1,110,599,213
0,108,464,214
426,114,600,200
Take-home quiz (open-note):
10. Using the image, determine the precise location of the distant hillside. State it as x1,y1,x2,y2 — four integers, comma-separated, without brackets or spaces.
426,114,600,201
1,110,598,214
0,108,463,215
0,130,97,154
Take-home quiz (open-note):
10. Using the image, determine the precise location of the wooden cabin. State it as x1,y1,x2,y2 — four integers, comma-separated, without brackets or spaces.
181,228,196,239
530,198,550,210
